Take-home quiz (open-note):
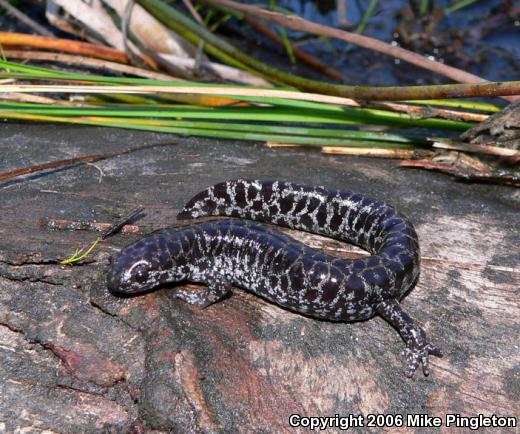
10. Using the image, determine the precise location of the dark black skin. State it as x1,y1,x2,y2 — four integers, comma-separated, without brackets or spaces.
108,180,442,377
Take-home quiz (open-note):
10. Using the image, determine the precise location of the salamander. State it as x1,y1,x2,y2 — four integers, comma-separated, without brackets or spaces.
107,180,442,377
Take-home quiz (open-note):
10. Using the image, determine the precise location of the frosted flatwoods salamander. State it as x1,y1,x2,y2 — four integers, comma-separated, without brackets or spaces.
107,180,442,377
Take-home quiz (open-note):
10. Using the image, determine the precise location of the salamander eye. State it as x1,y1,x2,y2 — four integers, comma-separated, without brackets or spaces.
128,261,151,285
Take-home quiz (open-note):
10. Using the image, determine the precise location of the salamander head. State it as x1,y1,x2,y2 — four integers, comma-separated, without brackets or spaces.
107,236,185,294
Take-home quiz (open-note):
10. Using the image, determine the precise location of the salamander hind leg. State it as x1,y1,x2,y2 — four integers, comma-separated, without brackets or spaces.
376,299,443,378
175,281,232,308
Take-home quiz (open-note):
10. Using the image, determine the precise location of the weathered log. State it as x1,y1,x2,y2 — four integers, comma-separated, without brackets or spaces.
0,123,518,432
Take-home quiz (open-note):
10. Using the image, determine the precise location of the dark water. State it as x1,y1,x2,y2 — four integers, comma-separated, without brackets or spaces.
241,0,520,84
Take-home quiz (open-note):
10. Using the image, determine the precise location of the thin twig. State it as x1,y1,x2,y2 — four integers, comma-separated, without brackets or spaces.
0,154,110,181
200,0,517,101
400,160,520,187
183,0,204,23
0,142,177,182
101,207,144,239
122,0,140,66
183,0,208,76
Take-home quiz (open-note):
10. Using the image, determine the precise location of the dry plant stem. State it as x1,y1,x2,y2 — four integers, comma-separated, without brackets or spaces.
266,142,302,148
370,101,488,123
0,155,110,181
3,50,179,81
101,207,145,239
432,140,520,159
182,0,204,24
122,0,139,64
201,0,517,102
42,218,141,235
2,82,520,101
267,143,418,158
182,0,209,77
0,0,54,36
0,83,358,105
0,142,176,182
400,159,481,174
0,92,81,105
244,17,345,82
321,146,416,159
400,160,520,187
0,32,130,64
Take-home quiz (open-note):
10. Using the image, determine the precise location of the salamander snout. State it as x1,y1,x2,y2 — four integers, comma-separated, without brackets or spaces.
107,252,155,295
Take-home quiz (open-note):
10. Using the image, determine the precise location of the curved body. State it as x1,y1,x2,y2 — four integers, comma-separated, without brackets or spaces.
107,180,440,377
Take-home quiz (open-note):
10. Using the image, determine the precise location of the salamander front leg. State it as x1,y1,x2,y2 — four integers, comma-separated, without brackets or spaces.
175,281,232,308
376,299,442,378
